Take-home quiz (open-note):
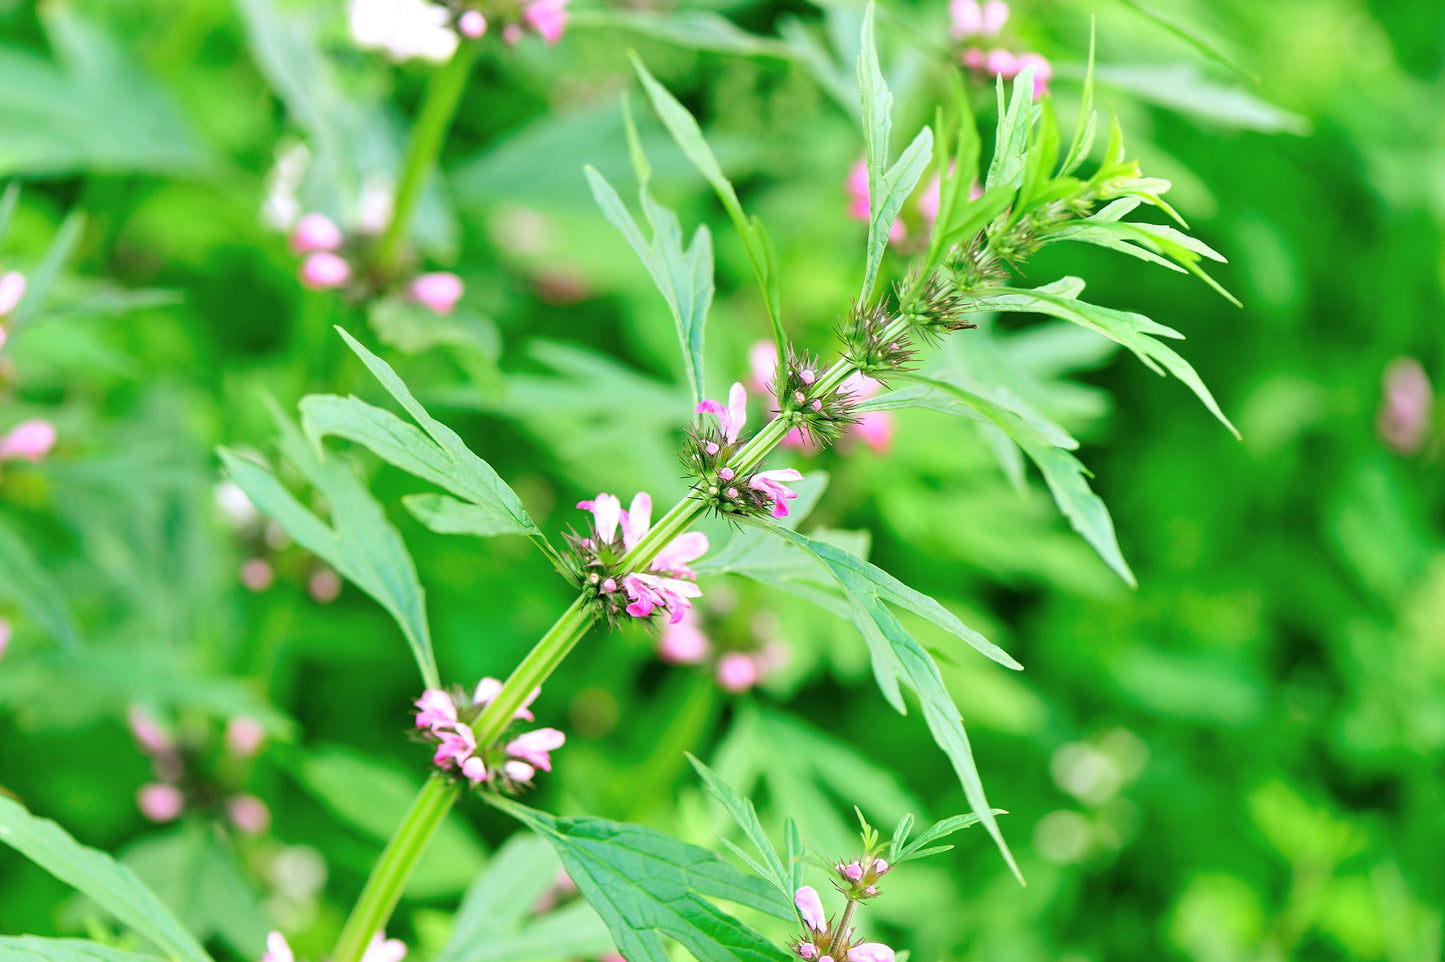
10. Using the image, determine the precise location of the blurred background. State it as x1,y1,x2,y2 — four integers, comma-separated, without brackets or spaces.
1,0,1443,960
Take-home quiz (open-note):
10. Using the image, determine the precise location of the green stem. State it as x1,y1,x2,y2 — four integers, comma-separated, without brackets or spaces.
471,596,595,745
331,774,460,962
371,43,479,281
828,898,860,956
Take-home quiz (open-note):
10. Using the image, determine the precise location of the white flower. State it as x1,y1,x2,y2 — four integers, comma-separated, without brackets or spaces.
349,0,459,63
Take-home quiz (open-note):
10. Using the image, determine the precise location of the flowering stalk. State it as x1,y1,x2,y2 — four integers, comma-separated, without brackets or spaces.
371,41,480,280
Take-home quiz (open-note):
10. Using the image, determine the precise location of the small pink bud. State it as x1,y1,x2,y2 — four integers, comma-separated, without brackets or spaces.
0,617,9,660
0,419,58,463
842,861,864,881
308,567,342,603
289,213,344,253
794,391,805,404
980,0,1009,35
726,487,739,499
299,252,351,289
225,716,266,757
986,48,1019,78
962,46,986,70
522,0,568,44
137,783,184,822
794,886,827,933
127,706,172,754
872,858,889,875
504,759,536,782
797,944,819,960
458,9,487,38
705,442,720,455
716,652,760,693
811,399,823,412
719,468,735,481
799,369,816,385
227,794,271,835
820,956,834,962
0,271,25,316
240,558,274,592
1015,52,1053,99
601,577,617,593
864,884,877,896
409,272,465,315
461,756,487,783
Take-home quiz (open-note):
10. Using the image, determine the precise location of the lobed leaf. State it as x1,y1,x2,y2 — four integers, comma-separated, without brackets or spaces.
493,799,791,962
686,754,792,902
0,796,213,962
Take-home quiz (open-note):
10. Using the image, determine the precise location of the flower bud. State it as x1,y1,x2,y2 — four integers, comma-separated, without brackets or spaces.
794,886,827,933
240,558,275,592
985,48,1018,78
299,251,351,290
289,213,344,253
797,944,818,960
227,794,271,835
225,716,266,758
0,271,26,316
716,652,759,692
0,419,57,463
846,944,894,962
137,783,184,822
409,271,465,315
458,9,486,37
840,861,864,881
872,858,889,875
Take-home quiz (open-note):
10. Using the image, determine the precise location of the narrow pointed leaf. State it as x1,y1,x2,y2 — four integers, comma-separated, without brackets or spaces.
686,753,790,899
0,937,167,962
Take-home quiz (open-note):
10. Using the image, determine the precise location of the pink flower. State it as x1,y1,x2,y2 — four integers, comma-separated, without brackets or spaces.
127,706,172,755
872,858,889,875
522,0,568,44
472,676,539,721
697,382,749,443
577,493,623,541
1015,52,1052,99
457,9,486,37
262,931,294,962
620,491,652,550
225,716,266,758
985,48,1019,78
240,558,274,592
415,689,458,730
503,759,535,782
749,341,779,395
506,727,565,771
657,608,711,664
433,723,477,768
797,944,819,960
623,572,702,623
841,861,864,881
299,252,351,289
289,213,344,253
962,46,985,70
227,794,271,835
951,0,1007,37
795,886,827,933
0,420,57,462
652,531,708,579
461,756,487,784
0,617,9,660
1378,356,1433,454
308,567,342,603
847,945,894,962
748,468,804,519
716,653,760,693
137,783,184,822
363,933,408,962
409,272,465,315
0,271,25,316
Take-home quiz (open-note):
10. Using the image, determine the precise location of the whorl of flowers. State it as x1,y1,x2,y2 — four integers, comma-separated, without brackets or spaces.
413,679,564,792
789,884,896,962
286,211,465,315
567,492,709,626
685,382,807,517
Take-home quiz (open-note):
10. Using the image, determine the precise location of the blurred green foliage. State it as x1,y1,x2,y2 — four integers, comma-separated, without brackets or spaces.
1,0,1443,960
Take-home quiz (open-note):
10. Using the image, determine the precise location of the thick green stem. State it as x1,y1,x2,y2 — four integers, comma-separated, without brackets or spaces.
331,774,460,962
828,898,860,956
471,596,595,745
371,43,479,281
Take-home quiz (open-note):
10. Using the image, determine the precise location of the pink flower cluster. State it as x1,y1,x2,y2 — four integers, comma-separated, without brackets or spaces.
1377,357,1434,455
262,930,403,962
695,382,805,518
575,491,710,623
792,886,894,962
655,607,790,693
414,679,565,788
288,212,464,315
749,343,893,454
951,1,1052,98
128,707,270,834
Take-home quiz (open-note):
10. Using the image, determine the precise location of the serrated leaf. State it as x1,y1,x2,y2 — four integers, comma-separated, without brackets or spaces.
584,164,714,407
0,515,82,648
403,492,533,538
1060,24,1098,176
492,799,791,962
741,525,1021,879
0,937,165,962
436,834,563,962
629,54,784,352
985,70,1040,194
686,754,791,901
0,796,213,962
219,403,437,688
970,278,1239,437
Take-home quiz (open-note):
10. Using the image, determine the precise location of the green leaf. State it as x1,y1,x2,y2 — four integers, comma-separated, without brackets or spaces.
296,748,486,898
629,53,785,354
122,827,268,958
985,70,1040,195
0,937,165,962
742,524,1021,880
1108,0,1259,82
971,278,1239,437
403,492,534,539
888,373,1134,585
855,4,934,305
1060,23,1098,176
492,799,791,962
584,163,714,408
1095,63,1308,135
685,754,792,902
219,403,438,688
0,515,82,648
0,796,213,962
436,833,616,962
11,210,85,329
0,182,19,243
